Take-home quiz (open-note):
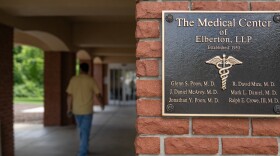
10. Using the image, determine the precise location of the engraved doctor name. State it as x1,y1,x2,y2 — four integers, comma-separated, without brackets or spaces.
229,81,279,104
168,80,279,105
169,80,219,104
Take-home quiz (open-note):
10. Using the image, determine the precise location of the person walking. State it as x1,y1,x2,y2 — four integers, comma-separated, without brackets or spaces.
66,63,104,156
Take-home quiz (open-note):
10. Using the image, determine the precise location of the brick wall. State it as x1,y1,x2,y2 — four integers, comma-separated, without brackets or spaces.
44,52,62,126
61,52,76,125
0,24,14,156
44,52,75,126
103,64,108,105
135,1,280,155
93,64,103,105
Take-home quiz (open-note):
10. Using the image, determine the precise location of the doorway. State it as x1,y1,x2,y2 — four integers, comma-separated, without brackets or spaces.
108,64,136,105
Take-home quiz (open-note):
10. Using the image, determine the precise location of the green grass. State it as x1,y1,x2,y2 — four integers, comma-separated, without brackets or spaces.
13,97,43,105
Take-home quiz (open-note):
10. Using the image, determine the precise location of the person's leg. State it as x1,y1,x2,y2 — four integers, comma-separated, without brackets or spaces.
79,114,93,156
75,115,83,155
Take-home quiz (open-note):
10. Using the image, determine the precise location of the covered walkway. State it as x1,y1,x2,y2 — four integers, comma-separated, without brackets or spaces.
0,1,137,155
14,105,136,156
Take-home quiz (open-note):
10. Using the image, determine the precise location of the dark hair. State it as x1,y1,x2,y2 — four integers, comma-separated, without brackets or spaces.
80,63,89,73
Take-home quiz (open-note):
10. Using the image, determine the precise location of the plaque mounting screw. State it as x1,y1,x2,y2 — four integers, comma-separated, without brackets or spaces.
166,104,174,112
273,14,280,23
273,105,280,114
165,14,173,23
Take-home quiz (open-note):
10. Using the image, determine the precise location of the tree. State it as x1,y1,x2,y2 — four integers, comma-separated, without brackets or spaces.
13,45,44,98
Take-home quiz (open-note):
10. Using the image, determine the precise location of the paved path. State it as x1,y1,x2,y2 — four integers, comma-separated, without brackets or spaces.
14,105,136,156
14,104,43,124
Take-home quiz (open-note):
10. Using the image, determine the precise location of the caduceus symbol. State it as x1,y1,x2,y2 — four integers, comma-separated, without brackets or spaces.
206,54,242,90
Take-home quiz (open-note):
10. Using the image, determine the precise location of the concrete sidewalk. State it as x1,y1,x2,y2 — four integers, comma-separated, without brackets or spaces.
15,105,136,156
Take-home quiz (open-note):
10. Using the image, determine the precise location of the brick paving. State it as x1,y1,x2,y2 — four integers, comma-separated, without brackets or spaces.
13,104,43,124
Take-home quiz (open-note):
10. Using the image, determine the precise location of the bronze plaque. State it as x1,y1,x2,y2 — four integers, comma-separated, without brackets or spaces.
162,11,280,117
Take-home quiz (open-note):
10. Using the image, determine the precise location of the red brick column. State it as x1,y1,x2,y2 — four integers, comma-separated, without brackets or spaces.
61,52,76,125
44,52,62,126
102,64,108,105
0,23,14,156
44,52,75,126
93,63,103,105
135,1,280,155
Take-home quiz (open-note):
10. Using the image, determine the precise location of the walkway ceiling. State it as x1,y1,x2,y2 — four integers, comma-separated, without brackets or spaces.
0,0,136,61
